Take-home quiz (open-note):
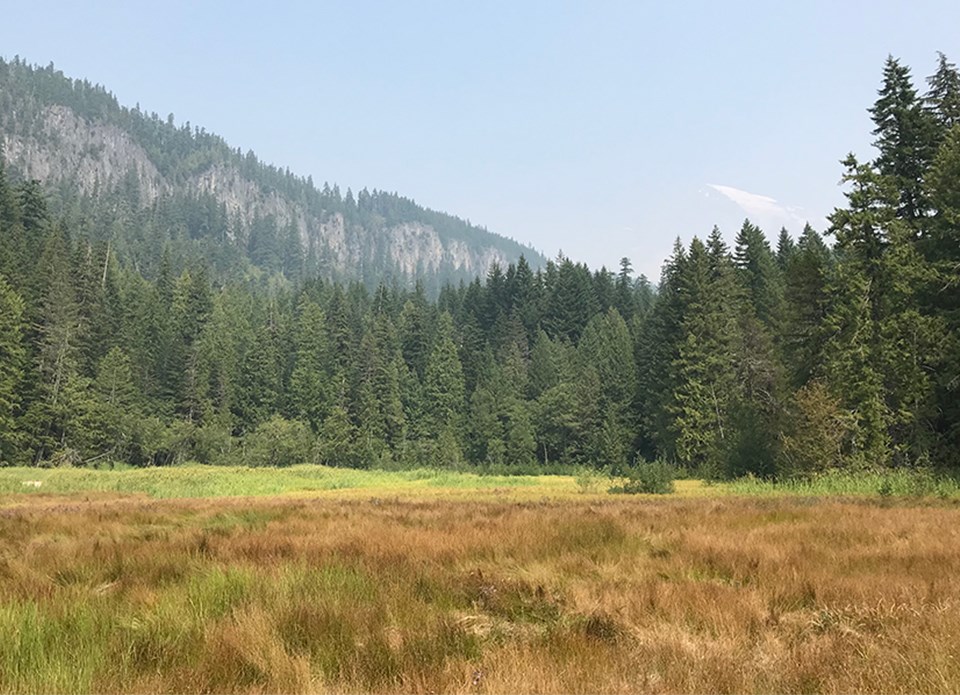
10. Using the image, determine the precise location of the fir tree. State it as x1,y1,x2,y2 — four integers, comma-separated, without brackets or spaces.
734,219,784,329
869,56,938,223
0,274,26,463
423,312,465,440
290,299,330,430
926,52,960,135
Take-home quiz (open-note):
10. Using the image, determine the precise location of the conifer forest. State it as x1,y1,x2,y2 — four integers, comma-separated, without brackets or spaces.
0,54,958,481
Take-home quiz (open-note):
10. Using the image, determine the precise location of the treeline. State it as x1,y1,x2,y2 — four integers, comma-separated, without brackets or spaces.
0,54,958,475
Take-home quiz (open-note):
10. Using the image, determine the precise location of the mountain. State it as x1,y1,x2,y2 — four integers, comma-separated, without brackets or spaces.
0,57,545,292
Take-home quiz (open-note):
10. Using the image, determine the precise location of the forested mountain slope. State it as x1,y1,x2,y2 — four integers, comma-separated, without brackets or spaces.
0,57,544,292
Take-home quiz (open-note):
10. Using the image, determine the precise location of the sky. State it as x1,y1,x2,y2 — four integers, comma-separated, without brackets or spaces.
2,1,959,280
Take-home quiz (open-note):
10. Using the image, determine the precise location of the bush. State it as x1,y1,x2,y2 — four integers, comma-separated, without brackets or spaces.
242,416,314,467
779,381,855,479
575,466,609,494
609,460,676,495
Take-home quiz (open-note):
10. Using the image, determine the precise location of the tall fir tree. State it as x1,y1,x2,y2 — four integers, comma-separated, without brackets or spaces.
868,56,938,223
0,274,26,463
926,52,960,136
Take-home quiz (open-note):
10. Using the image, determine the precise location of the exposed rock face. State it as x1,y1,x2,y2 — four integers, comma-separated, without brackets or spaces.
2,103,531,281
5,105,168,204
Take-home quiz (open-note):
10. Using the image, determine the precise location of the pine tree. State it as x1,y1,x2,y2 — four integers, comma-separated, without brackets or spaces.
924,124,960,463
782,225,833,388
399,292,431,380
467,377,504,465
527,329,562,400
0,274,26,463
28,226,83,459
172,267,213,422
869,56,938,223
194,289,248,427
542,255,598,342
826,154,945,465
507,255,541,342
926,52,960,135
290,299,330,430
504,399,536,468
820,265,891,465
579,307,636,419
354,313,406,456
233,319,282,432
776,227,796,270
318,403,362,469
615,257,636,320
635,239,687,461
668,233,743,474
0,149,25,286
87,347,142,462
734,219,785,329
423,312,465,439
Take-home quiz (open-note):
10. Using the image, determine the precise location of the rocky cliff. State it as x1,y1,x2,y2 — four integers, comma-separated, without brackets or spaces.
0,58,543,288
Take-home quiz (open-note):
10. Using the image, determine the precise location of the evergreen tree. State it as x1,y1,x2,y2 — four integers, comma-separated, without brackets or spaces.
542,255,598,342
233,319,282,432
826,154,945,465
926,52,960,135
25,225,85,461
615,257,636,320
399,291,431,380
782,225,833,388
924,124,960,462
290,299,330,430
668,233,742,474
423,312,466,440
507,255,541,341
355,313,406,455
579,307,636,419
776,227,796,270
0,150,25,286
0,275,26,463
868,56,938,223
635,239,687,461
317,406,364,468
734,219,784,329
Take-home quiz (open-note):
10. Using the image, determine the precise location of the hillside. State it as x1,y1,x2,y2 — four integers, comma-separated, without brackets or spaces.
0,57,544,291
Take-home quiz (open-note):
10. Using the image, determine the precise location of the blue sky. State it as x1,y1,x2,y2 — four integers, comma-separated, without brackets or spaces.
2,1,959,279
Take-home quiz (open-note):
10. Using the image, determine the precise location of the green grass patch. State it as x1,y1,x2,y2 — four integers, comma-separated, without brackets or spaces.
0,465,558,500
2,464,958,502
723,468,960,499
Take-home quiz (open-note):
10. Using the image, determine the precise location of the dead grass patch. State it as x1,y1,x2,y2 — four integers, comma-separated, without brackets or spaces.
0,494,958,692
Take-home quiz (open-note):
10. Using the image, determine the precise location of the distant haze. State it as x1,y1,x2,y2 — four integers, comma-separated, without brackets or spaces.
2,0,959,280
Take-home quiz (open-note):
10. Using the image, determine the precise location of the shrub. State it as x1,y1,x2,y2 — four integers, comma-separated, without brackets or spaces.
609,460,676,495
574,466,609,494
242,416,314,467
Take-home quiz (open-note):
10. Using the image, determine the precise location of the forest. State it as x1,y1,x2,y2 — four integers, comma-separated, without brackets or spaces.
0,53,958,479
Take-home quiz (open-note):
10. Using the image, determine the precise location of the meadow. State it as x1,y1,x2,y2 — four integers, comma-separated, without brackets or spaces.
1,466,959,693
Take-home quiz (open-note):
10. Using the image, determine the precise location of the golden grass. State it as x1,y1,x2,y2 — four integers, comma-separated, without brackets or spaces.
1,491,958,693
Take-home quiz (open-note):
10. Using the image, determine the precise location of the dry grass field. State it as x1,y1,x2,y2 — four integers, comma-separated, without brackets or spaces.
1,474,959,693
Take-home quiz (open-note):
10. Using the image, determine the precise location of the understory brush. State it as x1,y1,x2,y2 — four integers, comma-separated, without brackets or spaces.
608,460,677,495
727,467,960,499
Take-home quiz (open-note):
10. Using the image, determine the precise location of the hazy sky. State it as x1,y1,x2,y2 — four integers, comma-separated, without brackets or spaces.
2,1,959,279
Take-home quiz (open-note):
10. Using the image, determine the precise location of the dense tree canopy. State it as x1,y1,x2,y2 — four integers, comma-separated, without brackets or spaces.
0,54,957,476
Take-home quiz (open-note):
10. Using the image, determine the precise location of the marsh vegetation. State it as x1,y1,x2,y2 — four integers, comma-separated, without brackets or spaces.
1,470,958,693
